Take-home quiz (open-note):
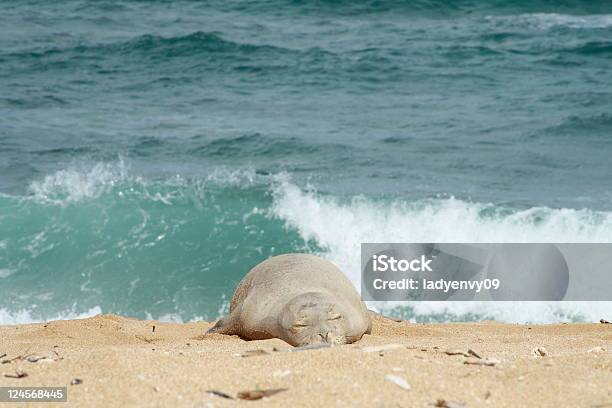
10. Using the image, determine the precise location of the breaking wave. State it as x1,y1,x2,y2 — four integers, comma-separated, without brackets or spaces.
0,161,610,324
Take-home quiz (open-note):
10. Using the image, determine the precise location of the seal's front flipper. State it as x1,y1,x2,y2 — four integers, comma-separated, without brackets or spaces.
206,313,237,335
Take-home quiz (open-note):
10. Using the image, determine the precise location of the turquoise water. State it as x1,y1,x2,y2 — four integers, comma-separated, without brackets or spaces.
1,0,612,323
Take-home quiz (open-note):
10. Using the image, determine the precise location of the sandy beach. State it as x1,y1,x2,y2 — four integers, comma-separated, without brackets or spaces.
0,314,610,407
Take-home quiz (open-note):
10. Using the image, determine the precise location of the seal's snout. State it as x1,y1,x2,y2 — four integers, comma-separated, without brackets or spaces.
303,331,345,346
282,293,354,346
326,333,347,345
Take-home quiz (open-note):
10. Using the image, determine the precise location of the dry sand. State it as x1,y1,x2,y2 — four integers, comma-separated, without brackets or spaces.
0,314,610,407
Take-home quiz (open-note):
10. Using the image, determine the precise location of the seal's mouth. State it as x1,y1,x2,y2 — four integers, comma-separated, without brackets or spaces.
326,334,347,345
296,330,346,346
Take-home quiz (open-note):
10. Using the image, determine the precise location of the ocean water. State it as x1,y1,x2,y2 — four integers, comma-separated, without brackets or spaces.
1,0,612,325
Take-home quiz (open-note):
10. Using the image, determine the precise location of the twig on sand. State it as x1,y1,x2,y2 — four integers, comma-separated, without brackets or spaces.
4,369,28,379
1,347,32,364
463,358,499,367
239,349,269,357
237,388,287,400
443,348,481,359
532,347,548,357
444,349,470,357
207,390,233,400
434,399,467,408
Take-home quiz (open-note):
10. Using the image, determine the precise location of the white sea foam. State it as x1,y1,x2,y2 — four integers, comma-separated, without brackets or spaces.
271,179,612,323
0,306,210,325
486,13,612,30
400,301,612,324
0,307,211,325
25,160,264,207
0,306,102,325
29,159,129,205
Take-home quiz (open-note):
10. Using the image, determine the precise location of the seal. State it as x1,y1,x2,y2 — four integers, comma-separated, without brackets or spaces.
207,253,371,346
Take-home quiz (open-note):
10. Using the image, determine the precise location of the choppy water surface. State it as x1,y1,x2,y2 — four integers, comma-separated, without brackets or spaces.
1,0,611,323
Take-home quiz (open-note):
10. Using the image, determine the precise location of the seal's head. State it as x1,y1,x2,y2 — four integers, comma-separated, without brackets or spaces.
279,292,351,347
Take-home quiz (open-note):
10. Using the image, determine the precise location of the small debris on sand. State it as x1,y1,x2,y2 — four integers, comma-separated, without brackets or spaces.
587,347,606,353
70,378,83,385
206,390,233,399
273,369,291,378
435,398,467,408
237,388,287,400
384,374,411,391
4,369,27,379
532,347,548,357
240,349,269,358
444,349,470,357
26,354,51,363
0,353,6,359
135,335,156,344
361,344,404,353
464,358,499,367
289,343,331,352
1,348,32,364
444,348,482,359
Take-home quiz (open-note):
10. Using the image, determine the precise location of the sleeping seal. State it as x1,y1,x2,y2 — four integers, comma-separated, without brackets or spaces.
207,253,371,346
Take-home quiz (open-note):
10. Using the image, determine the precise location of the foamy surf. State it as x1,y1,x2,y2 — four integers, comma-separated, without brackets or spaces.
0,162,610,324
0,306,103,326
271,178,612,324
